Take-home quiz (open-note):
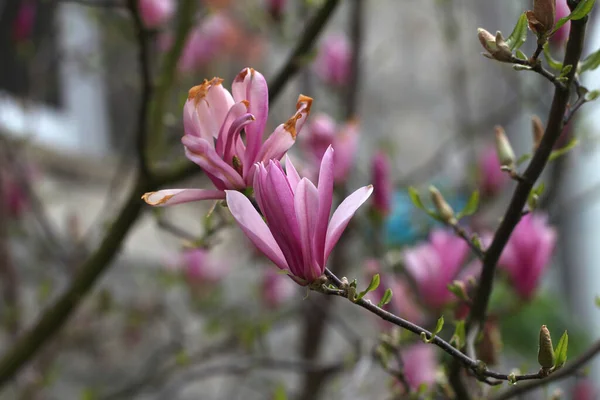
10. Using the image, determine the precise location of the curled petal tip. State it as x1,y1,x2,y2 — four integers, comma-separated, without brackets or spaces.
241,99,250,108
235,67,251,82
187,77,222,104
297,95,313,113
142,191,173,206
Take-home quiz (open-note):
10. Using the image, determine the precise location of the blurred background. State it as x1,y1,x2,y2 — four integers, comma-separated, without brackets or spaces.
0,0,599,399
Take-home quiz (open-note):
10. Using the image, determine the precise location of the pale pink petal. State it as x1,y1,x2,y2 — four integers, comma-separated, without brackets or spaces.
225,190,289,271
182,135,245,189
294,178,322,281
222,113,255,167
314,146,334,266
142,188,224,206
324,184,373,262
183,99,203,139
284,154,301,193
205,79,235,134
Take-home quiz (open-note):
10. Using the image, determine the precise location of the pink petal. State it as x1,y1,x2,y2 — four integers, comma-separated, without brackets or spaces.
324,184,373,262
222,113,255,168
294,178,322,281
225,190,289,271
142,188,225,206
204,79,235,134
314,146,334,266
232,68,269,173
215,101,249,157
182,135,246,189
284,154,301,193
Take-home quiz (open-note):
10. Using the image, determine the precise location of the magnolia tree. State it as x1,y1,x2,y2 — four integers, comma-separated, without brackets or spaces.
1,0,600,399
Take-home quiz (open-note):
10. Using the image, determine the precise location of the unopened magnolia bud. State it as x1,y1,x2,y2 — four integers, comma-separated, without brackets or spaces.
526,0,556,38
538,325,555,369
532,115,545,150
477,28,514,62
448,280,469,301
494,126,516,169
429,186,455,223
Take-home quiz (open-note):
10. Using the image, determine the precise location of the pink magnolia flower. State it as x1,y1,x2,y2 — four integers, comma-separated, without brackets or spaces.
226,147,373,285
261,268,295,309
138,0,175,29
301,113,358,183
143,68,313,206
177,12,238,72
573,379,596,400
167,248,227,285
266,0,285,20
2,168,28,218
12,0,35,43
477,145,508,197
552,0,570,45
499,213,556,300
314,34,352,86
401,344,437,390
371,151,393,216
403,230,469,310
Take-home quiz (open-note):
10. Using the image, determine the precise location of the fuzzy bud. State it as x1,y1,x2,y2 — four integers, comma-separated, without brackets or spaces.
532,115,545,150
526,0,556,39
494,126,516,170
478,28,514,62
429,186,455,224
538,325,555,369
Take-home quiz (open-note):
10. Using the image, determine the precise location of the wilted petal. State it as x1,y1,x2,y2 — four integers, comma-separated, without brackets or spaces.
256,95,313,163
142,188,224,206
225,190,289,271
315,146,334,266
182,135,245,189
215,101,249,157
222,113,255,167
324,184,373,262
294,178,321,281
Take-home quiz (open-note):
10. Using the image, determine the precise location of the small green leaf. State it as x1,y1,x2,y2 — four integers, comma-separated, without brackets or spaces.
175,349,190,366
422,316,444,343
408,186,425,210
457,190,479,219
553,330,569,369
533,182,546,196
595,295,600,308
553,0,597,34
543,43,563,70
560,64,573,77
580,48,600,73
273,383,287,400
357,274,381,300
517,153,532,166
586,90,600,101
506,13,529,50
378,288,393,307
451,320,466,348
549,137,579,162
516,49,528,61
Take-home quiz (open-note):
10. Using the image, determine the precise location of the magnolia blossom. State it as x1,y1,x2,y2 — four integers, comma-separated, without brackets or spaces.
403,229,469,309
371,151,393,216
551,0,570,45
138,0,175,29
499,213,556,300
226,147,372,285
261,269,295,308
167,248,227,285
301,113,358,183
401,344,437,391
143,68,313,206
315,34,352,86
177,12,238,72
12,0,35,43
477,145,508,197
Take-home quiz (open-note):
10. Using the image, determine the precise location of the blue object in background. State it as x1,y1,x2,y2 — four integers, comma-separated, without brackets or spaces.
384,188,468,248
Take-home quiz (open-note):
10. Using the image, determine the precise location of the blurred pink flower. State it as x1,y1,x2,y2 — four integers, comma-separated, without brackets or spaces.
143,68,313,206
12,0,35,43
168,248,227,285
401,343,437,390
301,113,358,184
371,151,393,216
552,0,570,45
261,269,295,309
403,230,469,310
315,34,352,86
499,213,556,300
226,147,372,285
178,12,238,72
365,259,424,326
477,145,508,197
266,0,285,19
573,379,596,400
138,0,175,29
2,169,28,218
